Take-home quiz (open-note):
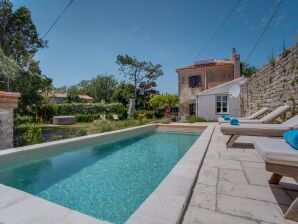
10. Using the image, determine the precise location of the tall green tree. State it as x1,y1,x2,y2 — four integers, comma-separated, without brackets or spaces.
67,85,80,103
116,54,163,102
0,47,20,90
112,81,135,105
0,0,51,114
76,74,117,103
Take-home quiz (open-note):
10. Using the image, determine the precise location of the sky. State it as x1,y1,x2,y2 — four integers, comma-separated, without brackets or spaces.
11,0,298,94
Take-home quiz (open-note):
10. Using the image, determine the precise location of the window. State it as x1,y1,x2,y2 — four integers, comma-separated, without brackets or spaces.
189,103,196,116
216,95,228,114
189,75,201,88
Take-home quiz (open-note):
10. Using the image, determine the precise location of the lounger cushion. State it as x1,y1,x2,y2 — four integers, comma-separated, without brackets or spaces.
283,130,298,150
230,118,239,125
255,137,298,167
220,123,290,136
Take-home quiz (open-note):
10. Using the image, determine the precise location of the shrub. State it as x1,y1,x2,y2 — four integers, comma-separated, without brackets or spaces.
18,124,42,146
36,101,58,122
57,103,124,115
137,112,147,124
14,115,34,126
133,110,155,119
187,116,207,123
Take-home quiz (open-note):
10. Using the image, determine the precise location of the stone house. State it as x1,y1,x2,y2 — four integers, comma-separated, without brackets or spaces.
176,48,241,118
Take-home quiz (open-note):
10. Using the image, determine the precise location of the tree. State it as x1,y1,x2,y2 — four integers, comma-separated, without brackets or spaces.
67,85,80,103
149,94,178,118
0,1,51,115
0,1,46,66
83,74,117,103
116,54,163,102
112,81,135,105
0,47,20,91
240,62,257,78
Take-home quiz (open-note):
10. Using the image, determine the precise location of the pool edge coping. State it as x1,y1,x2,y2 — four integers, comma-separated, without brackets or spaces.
0,123,213,224
125,125,215,224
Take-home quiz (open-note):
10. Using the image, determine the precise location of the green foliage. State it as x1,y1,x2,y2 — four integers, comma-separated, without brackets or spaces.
57,102,124,115
112,81,135,105
149,94,178,117
87,74,117,102
0,1,52,114
187,116,207,123
116,54,163,101
133,110,155,119
14,115,33,126
268,49,276,66
281,39,290,58
16,123,42,146
35,100,58,122
0,48,20,90
240,62,257,78
67,85,81,103
136,112,147,124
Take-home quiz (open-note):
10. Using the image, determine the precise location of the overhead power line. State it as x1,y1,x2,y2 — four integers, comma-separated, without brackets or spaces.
42,0,75,40
244,0,284,63
198,0,242,57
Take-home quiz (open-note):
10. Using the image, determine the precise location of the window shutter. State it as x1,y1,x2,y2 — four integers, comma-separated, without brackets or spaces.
189,76,192,87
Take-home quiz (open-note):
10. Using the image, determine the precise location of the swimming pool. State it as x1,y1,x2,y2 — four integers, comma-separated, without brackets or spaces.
0,128,199,224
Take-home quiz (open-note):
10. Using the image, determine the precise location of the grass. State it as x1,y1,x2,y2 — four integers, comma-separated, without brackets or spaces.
15,119,160,146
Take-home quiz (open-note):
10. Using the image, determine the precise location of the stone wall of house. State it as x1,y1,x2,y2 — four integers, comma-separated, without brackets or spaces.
177,65,234,117
0,92,20,150
0,108,14,150
240,43,298,117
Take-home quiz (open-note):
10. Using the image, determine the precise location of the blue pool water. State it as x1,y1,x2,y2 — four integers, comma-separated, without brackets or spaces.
0,130,199,224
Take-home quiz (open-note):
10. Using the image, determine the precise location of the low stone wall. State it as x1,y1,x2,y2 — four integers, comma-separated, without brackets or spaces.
240,43,298,117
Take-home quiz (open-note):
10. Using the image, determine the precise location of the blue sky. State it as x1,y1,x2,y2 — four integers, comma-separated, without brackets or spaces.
11,0,298,93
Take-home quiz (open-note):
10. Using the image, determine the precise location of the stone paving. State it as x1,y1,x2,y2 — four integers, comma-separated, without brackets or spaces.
182,125,298,224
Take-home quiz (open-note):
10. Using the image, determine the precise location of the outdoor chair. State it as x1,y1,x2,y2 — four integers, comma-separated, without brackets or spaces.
218,105,290,124
113,114,119,121
220,114,298,147
218,107,269,123
254,137,298,221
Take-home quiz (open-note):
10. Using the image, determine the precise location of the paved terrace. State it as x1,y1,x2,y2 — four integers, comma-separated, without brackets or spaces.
182,124,298,224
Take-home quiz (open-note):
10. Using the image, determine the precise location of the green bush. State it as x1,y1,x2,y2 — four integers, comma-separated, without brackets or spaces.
15,124,42,146
36,101,58,122
14,115,34,126
133,110,155,119
57,103,124,115
187,116,207,123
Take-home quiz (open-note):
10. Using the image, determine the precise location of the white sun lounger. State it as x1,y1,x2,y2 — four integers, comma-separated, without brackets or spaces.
218,105,290,124
255,137,298,221
218,107,269,122
220,115,298,147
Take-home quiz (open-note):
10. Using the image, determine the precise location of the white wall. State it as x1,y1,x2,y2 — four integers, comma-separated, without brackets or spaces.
197,95,240,121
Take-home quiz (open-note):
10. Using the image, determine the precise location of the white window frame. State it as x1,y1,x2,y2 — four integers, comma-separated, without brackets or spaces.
216,94,229,114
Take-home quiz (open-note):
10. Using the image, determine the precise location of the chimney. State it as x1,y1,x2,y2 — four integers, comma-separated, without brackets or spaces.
231,48,240,79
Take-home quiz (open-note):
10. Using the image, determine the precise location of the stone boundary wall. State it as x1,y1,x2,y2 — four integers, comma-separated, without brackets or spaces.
240,43,298,117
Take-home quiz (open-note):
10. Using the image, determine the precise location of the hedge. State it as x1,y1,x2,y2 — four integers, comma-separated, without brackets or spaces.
57,103,125,115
